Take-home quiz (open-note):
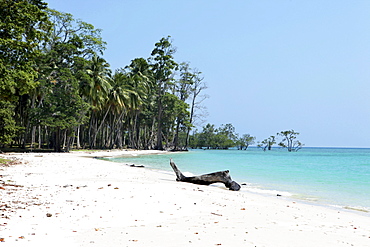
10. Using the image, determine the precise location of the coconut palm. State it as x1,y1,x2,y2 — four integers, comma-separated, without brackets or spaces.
85,55,112,109
84,55,112,148
123,58,154,148
106,69,147,148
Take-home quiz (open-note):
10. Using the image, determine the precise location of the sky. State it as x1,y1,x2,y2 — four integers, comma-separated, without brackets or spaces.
45,0,370,148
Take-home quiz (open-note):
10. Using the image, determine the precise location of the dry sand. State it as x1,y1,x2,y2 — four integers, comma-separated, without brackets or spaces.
1,150,369,246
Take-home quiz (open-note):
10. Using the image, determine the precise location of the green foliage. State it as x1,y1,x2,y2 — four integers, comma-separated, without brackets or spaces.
44,9,106,58
236,134,256,150
149,36,179,150
0,5,204,151
0,100,20,145
124,58,152,110
150,36,178,82
0,158,11,164
162,93,190,136
257,136,276,151
31,69,88,129
197,123,215,148
0,0,50,100
85,55,112,109
277,129,303,152
194,123,237,149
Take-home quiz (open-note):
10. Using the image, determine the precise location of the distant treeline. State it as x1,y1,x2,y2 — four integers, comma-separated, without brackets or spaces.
189,124,303,152
0,1,207,151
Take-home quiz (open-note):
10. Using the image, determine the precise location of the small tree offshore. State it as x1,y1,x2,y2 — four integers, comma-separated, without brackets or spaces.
257,135,276,151
277,130,303,152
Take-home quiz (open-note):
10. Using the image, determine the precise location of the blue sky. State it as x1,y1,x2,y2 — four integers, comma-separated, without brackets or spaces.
45,0,370,147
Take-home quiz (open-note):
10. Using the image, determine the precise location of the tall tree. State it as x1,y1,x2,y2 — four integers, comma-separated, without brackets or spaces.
0,0,50,147
172,62,194,150
149,36,178,150
106,69,147,149
85,55,111,148
185,69,207,148
30,9,106,151
124,58,153,149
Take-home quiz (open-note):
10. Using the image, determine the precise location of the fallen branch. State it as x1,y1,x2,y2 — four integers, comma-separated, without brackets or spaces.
169,159,241,191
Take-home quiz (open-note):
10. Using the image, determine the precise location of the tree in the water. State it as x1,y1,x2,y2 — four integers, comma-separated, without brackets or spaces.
277,129,303,152
236,134,256,150
258,135,276,151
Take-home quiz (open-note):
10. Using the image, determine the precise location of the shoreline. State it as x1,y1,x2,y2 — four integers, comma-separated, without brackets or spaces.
241,183,370,217
101,149,370,215
1,150,370,246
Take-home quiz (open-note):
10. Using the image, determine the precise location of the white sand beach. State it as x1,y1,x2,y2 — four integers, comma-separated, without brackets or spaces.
1,150,369,246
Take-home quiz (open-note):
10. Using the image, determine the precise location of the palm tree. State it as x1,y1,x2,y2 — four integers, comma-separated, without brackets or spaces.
108,66,151,148
84,55,112,148
85,55,112,109
124,58,154,149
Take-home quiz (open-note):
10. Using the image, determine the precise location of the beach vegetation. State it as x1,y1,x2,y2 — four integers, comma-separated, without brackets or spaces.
0,2,303,153
190,123,238,149
0,2,207,152
0,158,11,165
0,0,50,101
0,101,21,145
149,36,179,150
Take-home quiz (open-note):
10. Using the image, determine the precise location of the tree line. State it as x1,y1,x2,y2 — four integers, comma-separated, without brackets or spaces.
0,1,207,151
189,125,303,152
0,1,304,152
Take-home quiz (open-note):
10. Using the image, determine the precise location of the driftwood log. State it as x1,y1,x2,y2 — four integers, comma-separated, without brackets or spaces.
169,159,241,191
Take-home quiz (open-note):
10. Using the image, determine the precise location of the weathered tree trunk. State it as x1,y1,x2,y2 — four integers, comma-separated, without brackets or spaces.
169,159,241,191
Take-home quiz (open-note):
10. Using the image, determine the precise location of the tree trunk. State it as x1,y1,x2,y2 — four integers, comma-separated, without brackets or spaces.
62,129,67,150
31,125,36,150
185,92,196,148
91,105,111,148
38,125,42,149
169,159,241,191
76,125,81,149
156,103,163,150
54,127,62,152
149,115,157,149
173,116,181,151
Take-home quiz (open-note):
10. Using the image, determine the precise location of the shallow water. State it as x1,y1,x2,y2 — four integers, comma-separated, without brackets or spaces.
108,147,370,212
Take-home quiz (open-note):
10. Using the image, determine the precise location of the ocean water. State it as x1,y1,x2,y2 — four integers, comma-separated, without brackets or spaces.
107,147,370,212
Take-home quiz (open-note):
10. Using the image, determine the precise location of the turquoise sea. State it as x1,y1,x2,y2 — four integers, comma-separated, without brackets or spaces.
107,147,370,213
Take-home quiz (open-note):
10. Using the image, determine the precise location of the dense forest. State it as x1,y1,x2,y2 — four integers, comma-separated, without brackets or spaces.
0,0,208,151
0,0,303,152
